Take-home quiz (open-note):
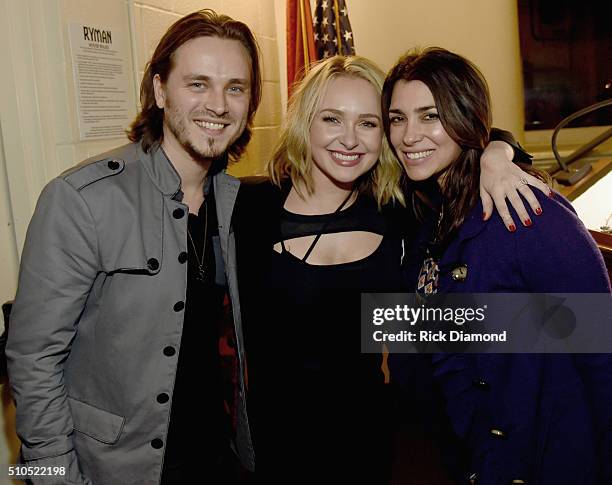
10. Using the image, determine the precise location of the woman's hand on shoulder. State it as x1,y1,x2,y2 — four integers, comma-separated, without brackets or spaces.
479,141,552,231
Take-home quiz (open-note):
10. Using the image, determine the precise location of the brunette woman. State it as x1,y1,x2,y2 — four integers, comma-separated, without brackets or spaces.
383,47,612,485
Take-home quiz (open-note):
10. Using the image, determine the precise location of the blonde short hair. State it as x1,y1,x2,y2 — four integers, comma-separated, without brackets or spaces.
268,55,404,207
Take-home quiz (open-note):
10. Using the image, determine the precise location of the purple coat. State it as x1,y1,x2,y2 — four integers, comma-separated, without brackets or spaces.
406,191,610,294
400,190,612,484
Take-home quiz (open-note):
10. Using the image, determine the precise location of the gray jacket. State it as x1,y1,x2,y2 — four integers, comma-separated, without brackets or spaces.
6,142,254,484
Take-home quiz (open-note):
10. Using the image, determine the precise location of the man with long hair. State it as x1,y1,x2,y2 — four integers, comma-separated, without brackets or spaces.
7,9,260,484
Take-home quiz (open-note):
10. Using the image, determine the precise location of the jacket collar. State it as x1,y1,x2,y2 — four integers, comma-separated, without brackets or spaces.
438,200,488,268
411,181,489,269
137,142,182,197
213,171,240,228
138,141,230,201
137,141,240,256
213,172,240,259
415,180,489,246
455,200,488,242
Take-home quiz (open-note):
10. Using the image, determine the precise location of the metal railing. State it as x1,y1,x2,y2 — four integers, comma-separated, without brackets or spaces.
551,98,612,185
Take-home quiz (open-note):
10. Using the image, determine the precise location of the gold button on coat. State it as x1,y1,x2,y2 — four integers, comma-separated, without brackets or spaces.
490,428,506,438
451,264,468,281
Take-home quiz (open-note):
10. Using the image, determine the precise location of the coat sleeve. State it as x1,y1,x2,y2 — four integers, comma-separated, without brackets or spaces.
6,178,98,484
574,353,612,483
515,192,612,481
515,192,610,292
490,127,533,165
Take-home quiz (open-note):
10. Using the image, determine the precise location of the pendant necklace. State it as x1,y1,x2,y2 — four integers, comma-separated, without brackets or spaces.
187,198,208,282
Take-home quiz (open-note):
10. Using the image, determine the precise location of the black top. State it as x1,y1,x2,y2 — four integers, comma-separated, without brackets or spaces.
237,183,408,482
161,185,231,481
266,195,403,381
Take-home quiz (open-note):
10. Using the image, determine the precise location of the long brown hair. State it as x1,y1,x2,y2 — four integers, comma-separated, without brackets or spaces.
127,9,262,163
382,47,545,243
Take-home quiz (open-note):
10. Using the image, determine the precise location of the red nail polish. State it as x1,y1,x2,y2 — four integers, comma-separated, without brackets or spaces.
524,218,532,227
548,190,554,198
482,212,487,220
535,207,542,215
508,224,516,232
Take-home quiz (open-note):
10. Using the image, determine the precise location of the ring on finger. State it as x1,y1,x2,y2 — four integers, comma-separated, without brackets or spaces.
519,177,529,185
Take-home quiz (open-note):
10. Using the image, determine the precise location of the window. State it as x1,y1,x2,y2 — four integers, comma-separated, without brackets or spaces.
518,0,612,130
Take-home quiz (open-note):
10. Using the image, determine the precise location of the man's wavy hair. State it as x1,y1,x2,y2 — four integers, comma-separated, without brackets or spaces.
268,55,404,207
127,9,262,162
382,47,546,243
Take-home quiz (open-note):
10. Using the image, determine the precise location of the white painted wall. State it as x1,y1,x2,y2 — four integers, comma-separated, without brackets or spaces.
0,126,19,324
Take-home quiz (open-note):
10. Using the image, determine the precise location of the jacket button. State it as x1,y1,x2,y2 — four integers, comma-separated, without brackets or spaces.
490,428,506,439
511,481,527,484
472,379,490,390
156,393,169,404
451,264,468,282
163,346,175,357
147,258,159,271
178,252,188,264
150,438,164,449
107,160,120,170
173,208,185,219
173,301,185,312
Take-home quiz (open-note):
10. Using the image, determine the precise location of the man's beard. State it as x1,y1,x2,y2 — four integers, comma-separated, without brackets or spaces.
164,99,237,165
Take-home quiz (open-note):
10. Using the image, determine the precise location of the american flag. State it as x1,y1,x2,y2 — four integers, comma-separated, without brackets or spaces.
286,0,316,97
313,0,355,58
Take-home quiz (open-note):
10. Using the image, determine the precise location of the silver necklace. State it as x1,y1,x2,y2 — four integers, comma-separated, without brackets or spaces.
187,198,208,282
